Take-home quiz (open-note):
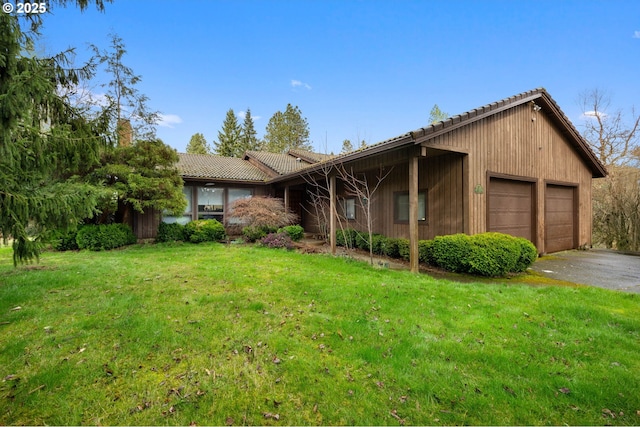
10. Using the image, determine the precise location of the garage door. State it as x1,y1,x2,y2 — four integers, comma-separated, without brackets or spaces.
545,185,575,253
488,178,534,242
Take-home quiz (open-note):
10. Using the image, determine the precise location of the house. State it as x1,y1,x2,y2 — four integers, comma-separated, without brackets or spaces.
157,88,607,271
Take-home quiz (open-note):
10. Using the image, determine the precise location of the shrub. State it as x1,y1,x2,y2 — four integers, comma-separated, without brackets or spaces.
397,239,411,261
227,197,297,229
260,232,294,249
370,234,387,255
243,225,277,242
278,225,304,242
184,219,226,243
425,232,538,277
382,238,402,259
466,233,520,277
51,228,80,251
418,240,432,264
336,228,360,248
514,237,538,272
156,222,185,243
429,234,472,273
76,224,137,251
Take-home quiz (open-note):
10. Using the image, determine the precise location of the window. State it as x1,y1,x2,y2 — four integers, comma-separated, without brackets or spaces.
162,186,193,225
198,186,224,221
394,191,427,223
342,198,356,220
227,188,252,224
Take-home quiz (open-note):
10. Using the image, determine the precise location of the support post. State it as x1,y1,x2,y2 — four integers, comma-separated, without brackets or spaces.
284,185,290,211
409,155,419,273
329,175,337,255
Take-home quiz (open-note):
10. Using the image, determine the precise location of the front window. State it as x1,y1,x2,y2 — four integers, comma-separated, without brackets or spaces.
227,188,253,224
342,198,356,220
394,191,427,223
163,186,193,225
198,186,224,221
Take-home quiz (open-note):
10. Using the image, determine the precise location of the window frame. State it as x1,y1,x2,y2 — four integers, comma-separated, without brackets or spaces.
341,197,356,221
394,189,427,224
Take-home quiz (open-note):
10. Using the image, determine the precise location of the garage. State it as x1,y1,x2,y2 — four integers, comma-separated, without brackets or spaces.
488,177,534,242
545,184,576,253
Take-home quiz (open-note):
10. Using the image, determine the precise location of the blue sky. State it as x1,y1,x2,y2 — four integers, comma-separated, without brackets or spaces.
39,0,640,154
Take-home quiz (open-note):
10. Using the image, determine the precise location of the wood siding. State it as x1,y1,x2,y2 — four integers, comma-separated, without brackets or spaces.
302,149,465,240
134,208,161,239
425,102,593,252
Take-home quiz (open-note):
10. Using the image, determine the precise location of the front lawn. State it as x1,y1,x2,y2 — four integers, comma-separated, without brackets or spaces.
0,243,638,425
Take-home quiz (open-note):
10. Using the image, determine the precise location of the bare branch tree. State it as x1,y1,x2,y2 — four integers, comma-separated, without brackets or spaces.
579,89,640,166
579,89,640,251
335,164,393,264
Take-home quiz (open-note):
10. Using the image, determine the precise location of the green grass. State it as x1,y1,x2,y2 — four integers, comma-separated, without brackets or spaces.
1,243,638,425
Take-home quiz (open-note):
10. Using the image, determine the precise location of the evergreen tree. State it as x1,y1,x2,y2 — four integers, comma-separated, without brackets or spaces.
90,33,159,144
0,2,109,265
214,109,242,157
239,108,260,154
263,104,312,153
90,139,187,224
429,104,449,124
186,132,211,154
341,139,354,154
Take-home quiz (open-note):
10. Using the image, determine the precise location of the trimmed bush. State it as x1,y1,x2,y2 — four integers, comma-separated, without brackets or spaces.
278,225,304,242
425,232,538,276
418,240,432,264
76,224,137,251
184,219,226,243
336,228,360,248
429,234,472,273
397,239,411,261
51,228,80,251
514,237,539,272
382,238,402,259
260,232,294,249
466,232,520,277
370,234,387,255
156,222,185,243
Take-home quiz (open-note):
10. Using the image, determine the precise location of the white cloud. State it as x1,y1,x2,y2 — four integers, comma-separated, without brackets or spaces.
156,113,183,128
581,110,607,120
291,79,312,90
633,30,640,38
238,111,262,121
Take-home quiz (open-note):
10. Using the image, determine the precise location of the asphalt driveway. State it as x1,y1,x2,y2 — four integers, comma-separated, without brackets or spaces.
531,249,640,293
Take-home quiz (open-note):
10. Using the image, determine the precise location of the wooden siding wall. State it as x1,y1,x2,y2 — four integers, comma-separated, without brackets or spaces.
302,149,465,240
427,103,593,251
134,208,161,239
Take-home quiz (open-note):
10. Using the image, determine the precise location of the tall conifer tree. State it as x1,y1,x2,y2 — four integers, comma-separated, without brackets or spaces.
0,3,109,265
214,109,242,157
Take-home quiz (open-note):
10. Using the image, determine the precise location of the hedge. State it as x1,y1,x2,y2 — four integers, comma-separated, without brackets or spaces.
75,224,137,251
156,222,186,243
278,225,304,242
428,232,537,276
333,228,536,277
184,219,226,243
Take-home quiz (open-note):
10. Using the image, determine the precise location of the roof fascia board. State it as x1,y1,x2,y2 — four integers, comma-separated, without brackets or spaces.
268,135,414,184
412,93,542,144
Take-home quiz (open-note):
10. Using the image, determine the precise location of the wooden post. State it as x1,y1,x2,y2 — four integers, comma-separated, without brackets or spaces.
284,185,290,211
329,175,337,255
409,155,419,273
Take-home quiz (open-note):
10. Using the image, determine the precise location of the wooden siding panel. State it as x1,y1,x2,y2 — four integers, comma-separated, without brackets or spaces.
426,102,593,250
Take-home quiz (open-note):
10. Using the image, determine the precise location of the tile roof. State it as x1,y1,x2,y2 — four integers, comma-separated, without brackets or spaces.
245,151,314,175
288,149,336,163
177,153,270,182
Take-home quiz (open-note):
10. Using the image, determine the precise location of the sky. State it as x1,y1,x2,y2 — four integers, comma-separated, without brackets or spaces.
36,0,640,154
